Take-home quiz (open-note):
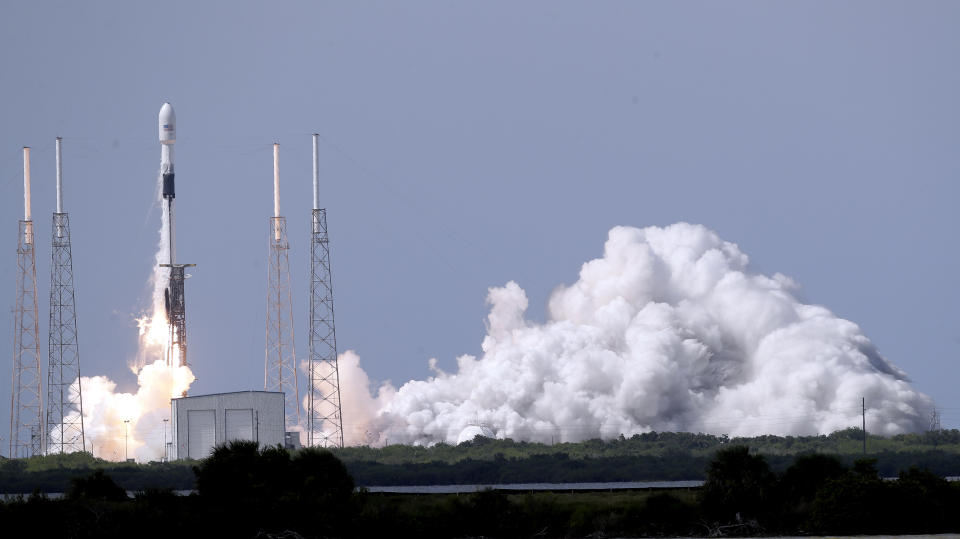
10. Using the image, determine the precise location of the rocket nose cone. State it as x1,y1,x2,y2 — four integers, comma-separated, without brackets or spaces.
159,103,176,144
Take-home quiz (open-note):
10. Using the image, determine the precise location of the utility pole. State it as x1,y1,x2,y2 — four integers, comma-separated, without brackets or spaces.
10,147,43,458
162,418,169,462
124,419,130,461
46,137,86,454
265,143,300,431
307,134,344,448
862,397,866,456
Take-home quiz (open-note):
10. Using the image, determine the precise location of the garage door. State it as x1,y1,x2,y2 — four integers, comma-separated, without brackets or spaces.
225,409,254,442
188,409,216,459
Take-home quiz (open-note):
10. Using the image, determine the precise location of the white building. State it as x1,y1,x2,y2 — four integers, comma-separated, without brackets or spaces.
170,391,285,460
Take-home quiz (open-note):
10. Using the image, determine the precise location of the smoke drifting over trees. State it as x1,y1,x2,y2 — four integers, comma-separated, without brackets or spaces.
342,223,932,445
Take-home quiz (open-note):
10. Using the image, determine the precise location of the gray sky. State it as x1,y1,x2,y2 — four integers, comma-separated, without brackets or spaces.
2,1,959,445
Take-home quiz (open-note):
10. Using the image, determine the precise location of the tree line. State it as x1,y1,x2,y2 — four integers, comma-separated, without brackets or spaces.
334,428,960,485
1,441,958,537
3,428,960,493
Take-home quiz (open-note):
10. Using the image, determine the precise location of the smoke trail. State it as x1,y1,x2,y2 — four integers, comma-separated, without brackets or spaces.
53,176,195,461
343,223,933,445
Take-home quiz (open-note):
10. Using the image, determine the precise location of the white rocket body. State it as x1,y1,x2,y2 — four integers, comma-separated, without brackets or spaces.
159,103,176,265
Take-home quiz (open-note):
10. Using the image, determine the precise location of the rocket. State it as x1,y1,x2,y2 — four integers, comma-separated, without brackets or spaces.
159,103,176,266
159,102,178,336
157,102,193,373
158,103,196,374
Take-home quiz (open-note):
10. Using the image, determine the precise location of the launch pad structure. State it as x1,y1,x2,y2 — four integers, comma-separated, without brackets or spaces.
10,147,43,458
307,134,344,448
265,143,301,430
161,263,195,371
45,137,86,454
8,108,347,459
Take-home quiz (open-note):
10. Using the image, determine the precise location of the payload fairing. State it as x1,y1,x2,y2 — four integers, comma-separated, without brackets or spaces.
159,103,176,265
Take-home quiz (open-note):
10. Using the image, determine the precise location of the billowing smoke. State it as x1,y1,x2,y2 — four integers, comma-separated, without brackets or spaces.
54,178,195,461
344,223,933,445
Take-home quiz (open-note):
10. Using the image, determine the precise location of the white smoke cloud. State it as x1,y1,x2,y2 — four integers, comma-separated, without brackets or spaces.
69,359,194,460
345,223,933,445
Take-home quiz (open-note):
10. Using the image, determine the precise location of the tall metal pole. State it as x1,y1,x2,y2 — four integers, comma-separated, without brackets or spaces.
307,133,344,448
162,418,168,462
265,143,300,431
46,137,86,454
10,147,43,458
862,397,866,455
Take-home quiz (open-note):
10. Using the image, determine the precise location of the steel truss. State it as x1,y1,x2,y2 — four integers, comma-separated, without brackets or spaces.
45,213,86,454
11,220,42,457
307,208,343,448
266,216,300,429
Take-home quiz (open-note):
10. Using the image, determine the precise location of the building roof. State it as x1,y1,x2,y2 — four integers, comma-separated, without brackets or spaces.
171,390,284,401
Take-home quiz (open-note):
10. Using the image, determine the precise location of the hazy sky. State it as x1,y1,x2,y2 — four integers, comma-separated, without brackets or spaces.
2,1,959,447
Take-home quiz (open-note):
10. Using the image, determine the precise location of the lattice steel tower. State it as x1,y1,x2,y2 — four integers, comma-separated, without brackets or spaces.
45,138,85,454
930,409,942,432
307,134,344,448
10,147,43,458
265,143,300,429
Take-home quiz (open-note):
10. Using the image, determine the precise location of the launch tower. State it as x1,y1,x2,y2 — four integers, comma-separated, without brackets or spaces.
10,147,43,457
306,134,344,448
45,137,86,454
265,143,300,430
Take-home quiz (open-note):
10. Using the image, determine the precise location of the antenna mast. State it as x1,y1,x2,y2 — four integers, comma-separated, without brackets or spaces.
307,134,344,448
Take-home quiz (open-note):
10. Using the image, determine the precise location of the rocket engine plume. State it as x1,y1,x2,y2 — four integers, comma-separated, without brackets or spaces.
340,223,934,446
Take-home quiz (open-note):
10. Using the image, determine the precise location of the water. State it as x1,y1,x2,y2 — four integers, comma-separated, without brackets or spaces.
364,480,704,493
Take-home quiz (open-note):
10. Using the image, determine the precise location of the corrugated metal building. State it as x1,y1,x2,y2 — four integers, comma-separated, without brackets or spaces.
170,391,285,460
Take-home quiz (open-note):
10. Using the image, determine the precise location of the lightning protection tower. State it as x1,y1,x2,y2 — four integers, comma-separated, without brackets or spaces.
10,147,43,458
265,143,300,430
45,138,86,454
307,134,343,448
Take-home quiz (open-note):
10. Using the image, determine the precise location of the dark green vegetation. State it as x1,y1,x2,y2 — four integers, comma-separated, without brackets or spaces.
356,489,702,538
1,441,959,537
0,450,194,493
334,428,960,485
0,441,356,538
3,428,960,493
698,446,960,535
